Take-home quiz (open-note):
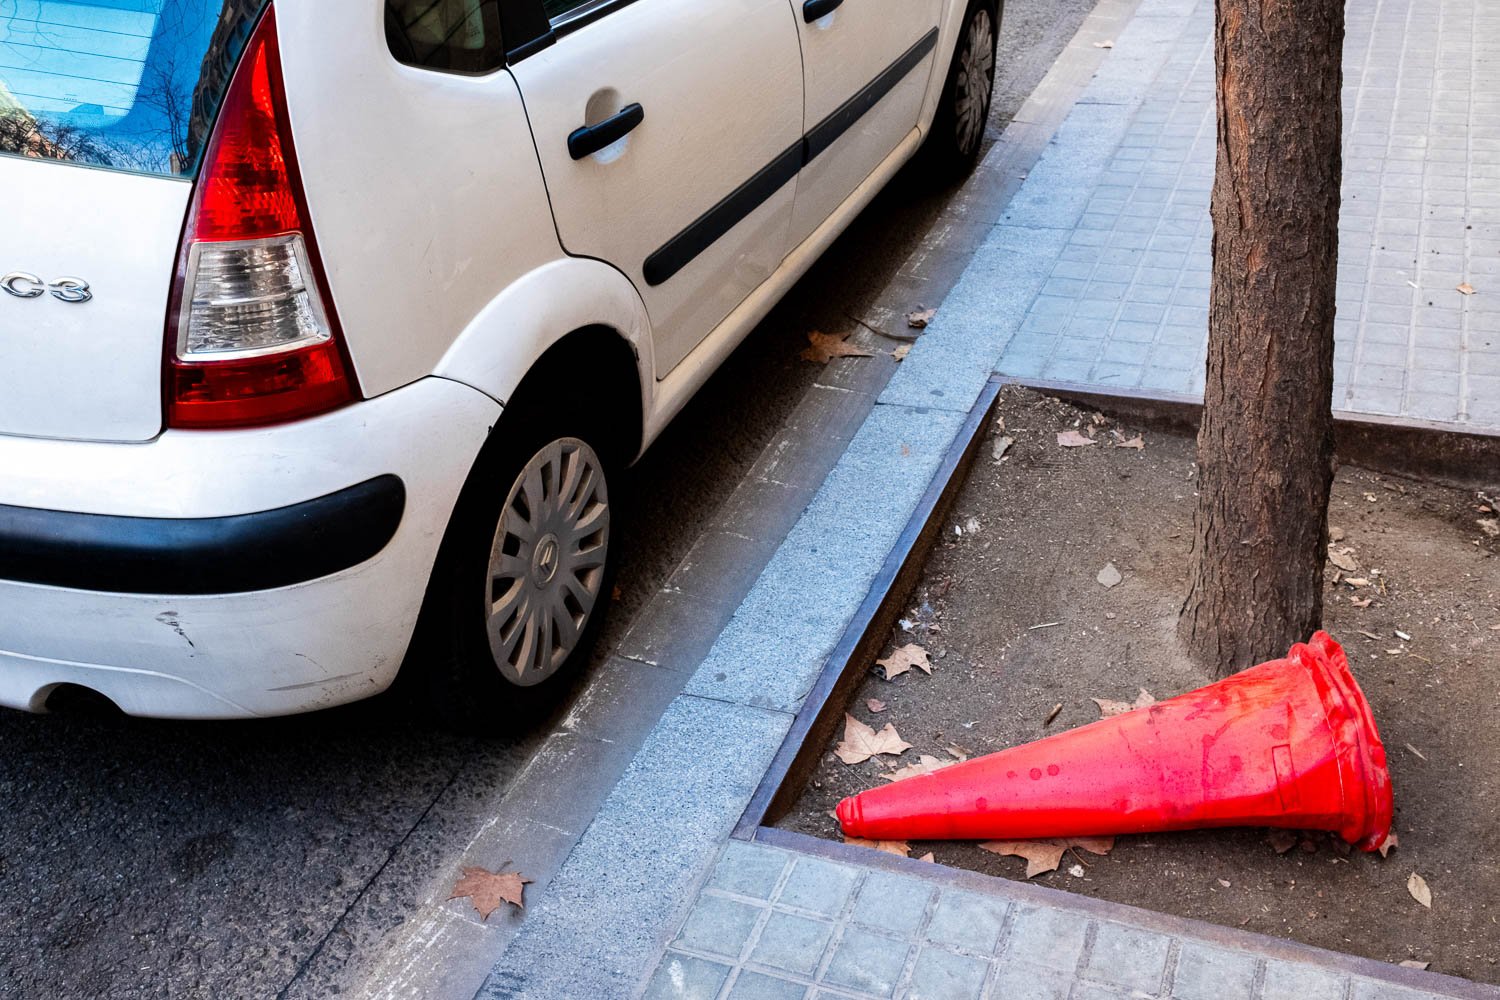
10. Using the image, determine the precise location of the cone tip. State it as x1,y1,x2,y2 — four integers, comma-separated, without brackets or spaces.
835,795,860,834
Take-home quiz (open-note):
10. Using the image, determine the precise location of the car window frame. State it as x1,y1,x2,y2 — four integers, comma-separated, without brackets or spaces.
544,0,642,36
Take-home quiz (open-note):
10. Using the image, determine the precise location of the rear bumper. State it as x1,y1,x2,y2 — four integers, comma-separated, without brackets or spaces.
0,377,501,719
0,476,405,595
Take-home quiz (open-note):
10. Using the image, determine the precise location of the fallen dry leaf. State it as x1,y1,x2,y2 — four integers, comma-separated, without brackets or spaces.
867,698,887,714
1268,829,1299,854
917,852,936,863
801,330,873,364
843,835,910,857
449,866,532,920
1351,597,1373,608
835,714,912,765
1400,960,1430,971
1456,282,1476,295
883,753,962,783
1329,526,1346,542
992,435,1015,461
1327,546,1359,572
1097,563,1123,588
891,343,912,362
1057,429,1096,448
876,643,932,680
981,837,1114,877
907,307,937,329
1111,430,1145,450
1092,688,1156,719
1408,872,1432,908
1379,831,1400,858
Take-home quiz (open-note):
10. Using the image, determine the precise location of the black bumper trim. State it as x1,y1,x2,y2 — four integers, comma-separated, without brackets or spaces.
0,475,406,595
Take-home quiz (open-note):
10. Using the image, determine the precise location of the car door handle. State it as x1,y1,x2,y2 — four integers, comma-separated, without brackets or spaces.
568,103,645,160
803,0,843,21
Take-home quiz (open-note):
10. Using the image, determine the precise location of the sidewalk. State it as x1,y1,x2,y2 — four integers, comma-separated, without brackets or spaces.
478,1,1500,998
992,0,1499,429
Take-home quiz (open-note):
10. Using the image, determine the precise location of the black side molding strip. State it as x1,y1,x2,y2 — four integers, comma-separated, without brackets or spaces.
644,142,804,287
804,27,939,163
0,475,406,595
642,27,941,286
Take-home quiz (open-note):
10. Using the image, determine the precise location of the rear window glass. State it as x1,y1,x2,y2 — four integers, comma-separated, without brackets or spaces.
0,0,266,178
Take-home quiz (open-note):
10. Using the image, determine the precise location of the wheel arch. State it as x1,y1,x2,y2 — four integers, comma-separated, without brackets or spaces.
433,256,654,463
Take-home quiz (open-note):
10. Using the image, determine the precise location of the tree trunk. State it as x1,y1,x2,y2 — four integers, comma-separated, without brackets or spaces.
1179,0,1345,677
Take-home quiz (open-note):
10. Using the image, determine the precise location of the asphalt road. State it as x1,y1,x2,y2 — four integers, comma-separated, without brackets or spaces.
0,5,1099,996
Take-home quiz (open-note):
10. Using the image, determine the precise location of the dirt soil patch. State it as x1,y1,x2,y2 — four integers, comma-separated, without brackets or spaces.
781,386,1500,982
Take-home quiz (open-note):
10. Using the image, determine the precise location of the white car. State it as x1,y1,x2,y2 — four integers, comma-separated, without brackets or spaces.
0,0,998,720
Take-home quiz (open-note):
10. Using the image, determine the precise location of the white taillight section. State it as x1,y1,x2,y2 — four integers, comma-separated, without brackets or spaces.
178,235,331,360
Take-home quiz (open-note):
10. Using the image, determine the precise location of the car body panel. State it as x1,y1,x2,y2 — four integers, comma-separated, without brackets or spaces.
507,0,805,378
274,0,563,400
0,376,499,718
0,157,185,442
785,0,944,248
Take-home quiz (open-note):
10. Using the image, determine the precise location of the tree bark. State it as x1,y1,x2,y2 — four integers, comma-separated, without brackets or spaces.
1180,0,1345,677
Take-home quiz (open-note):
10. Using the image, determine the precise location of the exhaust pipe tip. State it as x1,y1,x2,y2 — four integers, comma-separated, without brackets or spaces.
42,683,124,718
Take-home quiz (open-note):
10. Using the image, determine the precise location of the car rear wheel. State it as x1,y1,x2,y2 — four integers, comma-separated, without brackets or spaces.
920,0,1000,182
484,436,611,688
410,419,617,729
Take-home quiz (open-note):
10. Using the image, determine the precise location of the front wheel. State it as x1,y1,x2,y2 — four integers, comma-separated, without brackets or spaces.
919,0,1000,182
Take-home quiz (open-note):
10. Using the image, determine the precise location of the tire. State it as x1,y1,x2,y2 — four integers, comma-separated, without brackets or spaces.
407,410,618,731
919,0,1000,183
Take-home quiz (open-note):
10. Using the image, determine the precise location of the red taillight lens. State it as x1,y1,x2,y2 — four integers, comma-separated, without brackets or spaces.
166,3,356,429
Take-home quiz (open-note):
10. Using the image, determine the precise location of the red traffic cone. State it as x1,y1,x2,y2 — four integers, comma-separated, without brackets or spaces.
837,631,1393,851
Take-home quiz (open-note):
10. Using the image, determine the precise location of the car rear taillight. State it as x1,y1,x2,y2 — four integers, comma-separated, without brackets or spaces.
165,3,356,429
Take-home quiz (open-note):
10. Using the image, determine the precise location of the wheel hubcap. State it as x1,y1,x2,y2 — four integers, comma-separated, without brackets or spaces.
955,8,996,156
485,438,609,686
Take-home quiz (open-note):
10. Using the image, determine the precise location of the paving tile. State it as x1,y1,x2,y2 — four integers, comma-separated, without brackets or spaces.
643,954,733,1000
1170,942,1257,999
1259,959,1349,1000
923,890,1009,954
674,895,764,960
709,840,791,901
1081,922,1171,994
777,858,860,918
727,970,810,1000
987,961,1073,1000
905,947,989,1000
821,927,911,998
750,912,835,978
1001,905,1090,973
849,870,935,937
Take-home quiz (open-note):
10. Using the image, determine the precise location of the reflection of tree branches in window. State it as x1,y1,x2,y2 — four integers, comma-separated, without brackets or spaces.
0,0,265,174
0,111,105,164
185,0,263,170
135,54,192,170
